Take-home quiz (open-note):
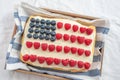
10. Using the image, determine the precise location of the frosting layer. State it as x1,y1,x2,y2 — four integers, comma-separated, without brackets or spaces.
20,16,96,72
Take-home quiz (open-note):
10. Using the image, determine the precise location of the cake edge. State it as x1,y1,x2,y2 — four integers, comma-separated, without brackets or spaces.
20,16,96,72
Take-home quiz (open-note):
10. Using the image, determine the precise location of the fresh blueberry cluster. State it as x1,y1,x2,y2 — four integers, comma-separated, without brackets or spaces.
27,18,56,41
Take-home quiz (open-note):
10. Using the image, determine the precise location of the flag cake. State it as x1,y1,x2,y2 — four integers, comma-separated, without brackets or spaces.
20,16,96,72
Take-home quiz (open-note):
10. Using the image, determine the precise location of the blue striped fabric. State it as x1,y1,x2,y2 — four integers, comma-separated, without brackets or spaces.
10,38,15,44
96,27,109,34
75,69,100,76
95,41,104,48
14,11,19,18
6,52,10,59
12,43,21,50
14,12,22,31
6,5,109,80
7,57,21,64
30,66,100,77
28,65,100,80
93,55,101,62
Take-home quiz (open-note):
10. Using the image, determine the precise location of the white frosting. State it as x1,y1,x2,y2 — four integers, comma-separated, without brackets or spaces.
20,16,96,71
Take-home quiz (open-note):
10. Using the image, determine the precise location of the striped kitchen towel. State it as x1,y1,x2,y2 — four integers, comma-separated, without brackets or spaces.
5,2,109,80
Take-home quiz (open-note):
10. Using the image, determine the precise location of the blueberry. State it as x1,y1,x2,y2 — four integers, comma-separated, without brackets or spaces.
51,31,56,36
28,28,33,33
27,34,32,38
29,23,35,28
30,18,35,22
41,19,45,24
45,25,50,30
36,23,39,28
46,20,51,25
39,34,44,40
40,29,45,34
45,35,50,40
51,26,56,31
50,36,56,41
35,29,39,33
51,20,56,25
33,34,38,39
45,30,50,35
40,24,45,29
36,19,40,23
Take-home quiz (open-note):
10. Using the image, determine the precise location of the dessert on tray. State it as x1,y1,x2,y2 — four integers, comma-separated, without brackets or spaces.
20,16,96,72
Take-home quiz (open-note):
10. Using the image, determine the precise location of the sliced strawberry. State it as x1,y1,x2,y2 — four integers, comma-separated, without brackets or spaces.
63,34,69,41
71,47,77,54
80,27,86,33
85,50,91,57
56,45,62,52
72,25,78,32
23,54,29,61
33,42,40,49
57,22,63,29
86,28,93,35
64,46,70,53
84,62,91,69
78,61,84,68
46,57,54,65
85,39,92,46
48,44,55,52
77,36,85,44
77,48,84,56
54,58,61,65
29,55,37,62
26,41,33,48
69,60,77,67
56,33,62,40
62,59,69,66
64,23,71,30
70,35,76,43
38,56,45,63
41,43,48,51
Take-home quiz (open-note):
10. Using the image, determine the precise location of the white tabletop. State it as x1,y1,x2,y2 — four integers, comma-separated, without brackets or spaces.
0,0,120,80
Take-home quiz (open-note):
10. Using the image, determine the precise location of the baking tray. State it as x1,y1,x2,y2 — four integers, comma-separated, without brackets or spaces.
11,8,105,80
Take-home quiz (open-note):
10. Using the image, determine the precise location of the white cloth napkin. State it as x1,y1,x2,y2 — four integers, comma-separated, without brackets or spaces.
5,2,109,80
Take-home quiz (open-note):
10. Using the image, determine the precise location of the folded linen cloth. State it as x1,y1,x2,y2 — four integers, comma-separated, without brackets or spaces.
5,2,109,80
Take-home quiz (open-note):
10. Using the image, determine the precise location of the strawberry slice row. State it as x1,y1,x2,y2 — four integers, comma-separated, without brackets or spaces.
22,54,91,69
56,33,92,46
26,41,40,49
26,41,91,56
25,41,56,51
57,22,93,35
64,46,91,56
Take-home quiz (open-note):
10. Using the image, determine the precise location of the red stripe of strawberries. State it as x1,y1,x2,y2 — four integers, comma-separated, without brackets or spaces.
22,54,37,62
22,54,91,69
56,33,92,46
26,41,91,56
26,37,92,51
26,41,40,49
80,27,93,35
57,22,93,35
